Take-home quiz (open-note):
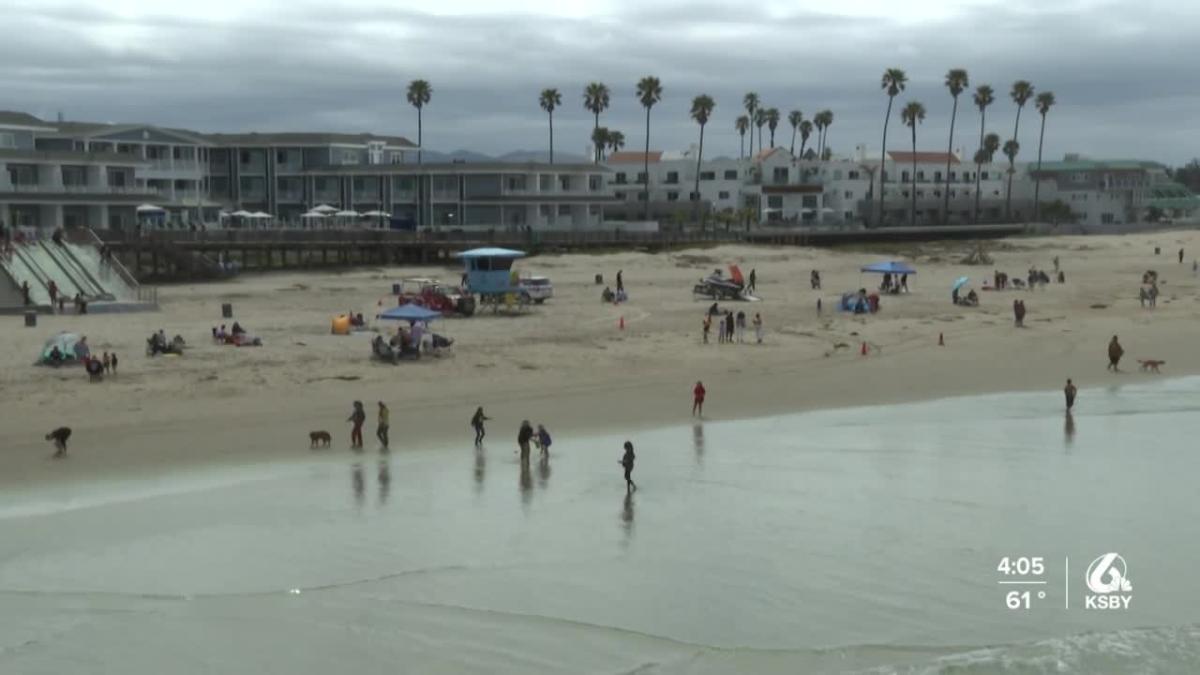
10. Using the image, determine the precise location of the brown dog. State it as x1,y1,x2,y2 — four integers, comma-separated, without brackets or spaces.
309,431,332,448
1138,359,1165,373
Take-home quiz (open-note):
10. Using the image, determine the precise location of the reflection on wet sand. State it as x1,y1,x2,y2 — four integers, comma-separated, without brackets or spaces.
352,463,365,507
519,461,533,508
537,455,551,489
1064,412,1076,446
620,491,635,546
692,423,705,464
473,447,485,494
377,460,391,505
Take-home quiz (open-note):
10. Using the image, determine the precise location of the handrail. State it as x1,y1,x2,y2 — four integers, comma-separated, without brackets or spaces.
35,240,91,298
12,246,54,295
67,227,143,292
43,241,111,299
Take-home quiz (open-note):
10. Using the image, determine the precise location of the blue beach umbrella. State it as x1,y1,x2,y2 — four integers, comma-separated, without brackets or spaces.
952,276,971,292
378,304,442,323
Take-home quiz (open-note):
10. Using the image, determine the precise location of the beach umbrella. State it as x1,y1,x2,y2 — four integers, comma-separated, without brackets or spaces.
136,204,165,213
952,276,971,292
360,210,391,217
230,210,253,218
860,261,917,275
300,211,326,219
378,304,442,323
312,204,338,214
250,211,273,219
334,210,360,217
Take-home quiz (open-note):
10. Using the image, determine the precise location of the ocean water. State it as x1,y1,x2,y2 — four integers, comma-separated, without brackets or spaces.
2,379,1200,674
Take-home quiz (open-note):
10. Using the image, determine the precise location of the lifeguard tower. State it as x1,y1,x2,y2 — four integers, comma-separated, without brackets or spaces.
456,247,531,312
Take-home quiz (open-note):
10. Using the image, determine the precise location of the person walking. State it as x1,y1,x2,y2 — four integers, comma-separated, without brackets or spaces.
616,269,624,293
753,312,763,343
620,441,636,492
21,280,31,306
109,352,118,375
748,268,757,293
735,311,746,343
347,401,366,449
376,401,390,450
692,381,706,417
1064,379,1077,411
724,311,735,343
702,314,712,344
471,407,490,445
1179,248,1185,264
47,280,58,309
45,426,72,458
1107,335,1124,372
518,420,534,463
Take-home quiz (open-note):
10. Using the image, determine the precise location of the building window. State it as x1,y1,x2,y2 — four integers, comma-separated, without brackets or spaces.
1101,213,1114,224
665,171,679,184
588,175,602,191
833,170,843,180
933,171,942,182
724,169,738,180
615,172,627,185
773,167,788,183
981,171,990,180
718,191,730,200
667,192,679,202
0,132,16,149
558,204,571,216
700,171,716,181
916,171,926,181
901,171,910,182
636,172,647,184
844,191,853,199
239,151,251,164
615,191,625,200
848,170,860,180
949,171,957,180
767,195,783,208
276,150,287,164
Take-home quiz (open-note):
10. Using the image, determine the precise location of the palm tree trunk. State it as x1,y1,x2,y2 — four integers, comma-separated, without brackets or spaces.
593,111,600,164
417,108,423,165
739,133,744,160
1007,108,1022,220
944,97,958,225
747,122,753,158
973,109,985,224
757,128,763,154
799,137,807,161
790,127,796,156
911,125,918,227
694,123,705,230
877,96,895,226
548,111,554,164
644,106,652,222
1034,112,1047,221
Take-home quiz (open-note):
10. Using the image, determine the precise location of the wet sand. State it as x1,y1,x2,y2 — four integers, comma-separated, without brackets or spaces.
3,232,1200,490
2,380,1198,673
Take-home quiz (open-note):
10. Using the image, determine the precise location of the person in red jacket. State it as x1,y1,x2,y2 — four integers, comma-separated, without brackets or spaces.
692,381,706,417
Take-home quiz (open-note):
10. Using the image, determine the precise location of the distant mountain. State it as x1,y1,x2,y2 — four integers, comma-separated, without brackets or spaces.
420,149,588,164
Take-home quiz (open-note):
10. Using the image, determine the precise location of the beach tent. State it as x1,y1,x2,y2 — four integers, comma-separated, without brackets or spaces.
35,332,82,366
861,261,917,275
378,304,442,323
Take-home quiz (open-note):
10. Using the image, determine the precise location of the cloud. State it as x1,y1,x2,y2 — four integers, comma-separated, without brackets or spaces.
2,0,1198,164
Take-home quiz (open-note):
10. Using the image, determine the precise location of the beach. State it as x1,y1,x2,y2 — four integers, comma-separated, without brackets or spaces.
2,231,1200,488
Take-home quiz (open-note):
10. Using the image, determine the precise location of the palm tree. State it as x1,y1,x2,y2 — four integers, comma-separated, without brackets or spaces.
971,84,995,223
798,120,813,159
406,79,432,164
764,108,780,148
1033,91,1056,220
607,130,625,156
690,94,716,228
539,88,562,164
1003,139,1021,221
975,132,1000,223
1007,80,1035,219
787,110,803,156
815,110,834,160
636,76,663,220
735,115,750,159
583,82,611,163
901,101,926,226
942,69,969,223
877,68,908,226
743,93,759,157
591,126,610,161
753,108,767,154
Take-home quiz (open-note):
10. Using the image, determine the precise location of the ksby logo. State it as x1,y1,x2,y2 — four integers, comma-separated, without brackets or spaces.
1084,552,1132,609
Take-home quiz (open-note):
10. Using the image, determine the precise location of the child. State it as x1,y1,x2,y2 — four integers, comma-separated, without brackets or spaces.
536,424,552,457
102,351,111,373
46,427,72,458
620,441,636,491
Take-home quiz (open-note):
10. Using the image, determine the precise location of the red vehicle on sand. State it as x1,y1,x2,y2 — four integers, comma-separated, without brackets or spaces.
394,277,476,316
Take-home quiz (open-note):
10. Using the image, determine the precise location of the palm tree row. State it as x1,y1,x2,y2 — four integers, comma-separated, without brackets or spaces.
872,68,1055,227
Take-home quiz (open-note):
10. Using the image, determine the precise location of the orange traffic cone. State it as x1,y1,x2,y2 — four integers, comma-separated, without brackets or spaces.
938,332,944,346
860,341,868,356
619,316,625,330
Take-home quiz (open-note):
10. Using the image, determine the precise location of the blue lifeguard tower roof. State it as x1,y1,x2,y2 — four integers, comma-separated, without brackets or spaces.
456,248,526,259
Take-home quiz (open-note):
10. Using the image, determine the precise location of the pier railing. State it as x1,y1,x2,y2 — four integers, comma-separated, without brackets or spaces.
94,228,749,248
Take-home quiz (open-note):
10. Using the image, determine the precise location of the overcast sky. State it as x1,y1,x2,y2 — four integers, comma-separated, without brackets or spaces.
4,0,1199,164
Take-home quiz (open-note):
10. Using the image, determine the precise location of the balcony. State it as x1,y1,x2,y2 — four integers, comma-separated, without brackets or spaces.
0,182,159,195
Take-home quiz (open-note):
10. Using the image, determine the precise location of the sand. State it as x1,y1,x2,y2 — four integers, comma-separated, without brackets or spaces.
2,231,1199,487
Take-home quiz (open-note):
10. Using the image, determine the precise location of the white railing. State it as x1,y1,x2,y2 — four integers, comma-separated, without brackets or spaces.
0,183,160,195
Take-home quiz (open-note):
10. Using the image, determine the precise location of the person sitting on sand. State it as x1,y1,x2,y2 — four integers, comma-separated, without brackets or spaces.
231,321,245,336
708,302,720,317
601,286,615,303
48,345,64,366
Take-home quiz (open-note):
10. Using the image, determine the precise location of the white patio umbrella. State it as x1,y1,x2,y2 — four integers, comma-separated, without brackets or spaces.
249,211,273,219
136,204,165,213
312,204,338,214
300,211,326,218
360,210,391,217
230,210,254,218
334,210,360,217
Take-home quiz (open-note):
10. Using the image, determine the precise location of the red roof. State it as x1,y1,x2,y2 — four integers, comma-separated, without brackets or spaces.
608,151,663,164
888,151,959,164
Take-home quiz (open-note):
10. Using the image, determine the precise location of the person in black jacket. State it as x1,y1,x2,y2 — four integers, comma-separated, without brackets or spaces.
517,420,534,463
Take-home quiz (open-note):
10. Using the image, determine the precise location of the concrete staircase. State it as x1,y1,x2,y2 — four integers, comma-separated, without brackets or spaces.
0,231,157,313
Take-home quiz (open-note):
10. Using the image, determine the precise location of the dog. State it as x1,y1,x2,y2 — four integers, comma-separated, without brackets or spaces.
1010,278,1026,289
309,430,332,448
1137,359,1165,373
